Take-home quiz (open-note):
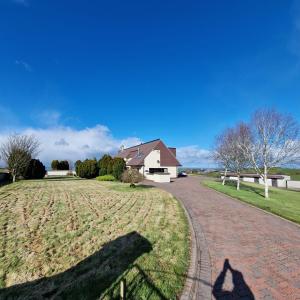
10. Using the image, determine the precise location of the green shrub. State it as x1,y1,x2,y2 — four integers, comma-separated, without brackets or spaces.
51,160,69,170
24,159,46,179
112,157,126,180
58,160,69,170
77,159,98,179
98,154,113,176
75,160,82,175
51,160,59,170
96,175,116,181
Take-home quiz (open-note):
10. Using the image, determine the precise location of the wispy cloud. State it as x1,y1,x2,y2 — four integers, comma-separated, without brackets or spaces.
177,145,213,167
33,110,62,127
15,60,32,72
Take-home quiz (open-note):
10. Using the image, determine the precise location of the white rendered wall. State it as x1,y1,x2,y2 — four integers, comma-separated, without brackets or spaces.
47,170,75,176
287,180,300,189
242,177,255,183
144,150,161,168
144,150,178,178
161,166,177,178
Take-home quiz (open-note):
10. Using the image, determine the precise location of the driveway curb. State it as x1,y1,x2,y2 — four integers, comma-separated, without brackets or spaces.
166,193,212,300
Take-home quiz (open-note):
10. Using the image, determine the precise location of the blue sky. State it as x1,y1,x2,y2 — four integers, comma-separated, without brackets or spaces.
0,0,300,167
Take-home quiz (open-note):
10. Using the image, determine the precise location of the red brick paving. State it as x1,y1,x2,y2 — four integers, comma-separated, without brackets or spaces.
150,176,300,300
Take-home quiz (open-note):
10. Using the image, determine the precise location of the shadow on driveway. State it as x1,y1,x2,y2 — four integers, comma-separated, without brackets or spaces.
213,259,255,300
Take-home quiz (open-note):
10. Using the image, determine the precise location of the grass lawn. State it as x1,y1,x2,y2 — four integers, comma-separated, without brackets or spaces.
203,180,300,225
0,178,189,299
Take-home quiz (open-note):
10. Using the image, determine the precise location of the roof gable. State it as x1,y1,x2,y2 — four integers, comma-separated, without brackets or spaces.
154,140,181,167
116,139,181,166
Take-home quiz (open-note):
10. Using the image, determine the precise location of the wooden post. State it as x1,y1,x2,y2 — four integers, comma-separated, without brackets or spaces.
120,279,126,300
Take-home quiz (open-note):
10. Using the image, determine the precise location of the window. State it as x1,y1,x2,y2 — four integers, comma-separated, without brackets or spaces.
149,168,168,174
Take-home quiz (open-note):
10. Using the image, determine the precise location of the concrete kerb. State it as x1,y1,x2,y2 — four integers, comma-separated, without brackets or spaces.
165,191,212,300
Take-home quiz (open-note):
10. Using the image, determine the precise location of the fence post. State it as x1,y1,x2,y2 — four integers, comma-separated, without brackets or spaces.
120,279,126,300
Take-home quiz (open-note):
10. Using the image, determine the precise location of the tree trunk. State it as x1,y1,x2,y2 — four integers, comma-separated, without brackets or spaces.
237,173,240,190
12,174,16,183
222,168,227,185
264,165,269,199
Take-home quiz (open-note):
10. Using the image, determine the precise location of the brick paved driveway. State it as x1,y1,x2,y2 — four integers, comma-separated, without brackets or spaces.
149,176,300,300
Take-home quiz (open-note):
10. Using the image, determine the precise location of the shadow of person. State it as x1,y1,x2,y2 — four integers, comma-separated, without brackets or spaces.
212,259,255,300
0,231,152,299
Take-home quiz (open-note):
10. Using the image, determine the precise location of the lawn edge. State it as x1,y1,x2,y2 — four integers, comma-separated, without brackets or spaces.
202,180,300,229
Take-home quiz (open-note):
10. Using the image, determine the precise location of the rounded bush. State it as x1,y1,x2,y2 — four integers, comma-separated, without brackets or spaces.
24,159,46,179
121,169,143,184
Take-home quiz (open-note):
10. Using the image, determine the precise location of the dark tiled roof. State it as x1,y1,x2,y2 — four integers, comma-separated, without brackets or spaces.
116,139,181,166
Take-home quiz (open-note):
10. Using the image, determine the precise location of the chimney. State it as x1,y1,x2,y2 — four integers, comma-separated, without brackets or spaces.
120,145,124,152
137,147,140,156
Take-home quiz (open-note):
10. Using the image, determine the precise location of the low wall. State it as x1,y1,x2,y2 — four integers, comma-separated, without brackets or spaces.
221,175,291,189
146,173,171,183
46,170,76,176
287,180,300,190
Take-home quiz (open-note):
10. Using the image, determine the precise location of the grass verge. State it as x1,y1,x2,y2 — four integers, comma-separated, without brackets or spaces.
203,180,300,225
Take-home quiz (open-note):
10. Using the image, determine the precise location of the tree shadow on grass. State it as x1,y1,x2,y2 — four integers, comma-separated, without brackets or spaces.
136,184,155,189
102,264,170,300
212,259,255,300
0,232,152,300
226,181,265,198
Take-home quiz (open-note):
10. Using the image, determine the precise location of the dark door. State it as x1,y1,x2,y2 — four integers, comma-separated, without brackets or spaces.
272,179,277,187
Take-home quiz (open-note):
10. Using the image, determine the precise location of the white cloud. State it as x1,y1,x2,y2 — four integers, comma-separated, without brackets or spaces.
15,60,32,72
177,145,213,167
0,120,212,168
0,125,141,168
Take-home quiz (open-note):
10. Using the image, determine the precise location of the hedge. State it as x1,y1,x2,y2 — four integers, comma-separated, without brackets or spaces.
96,175,116,181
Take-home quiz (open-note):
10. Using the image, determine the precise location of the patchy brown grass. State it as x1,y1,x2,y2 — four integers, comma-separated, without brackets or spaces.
0,179,189,299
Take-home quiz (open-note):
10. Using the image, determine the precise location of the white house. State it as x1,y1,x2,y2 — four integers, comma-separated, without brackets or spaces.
116,139,181,183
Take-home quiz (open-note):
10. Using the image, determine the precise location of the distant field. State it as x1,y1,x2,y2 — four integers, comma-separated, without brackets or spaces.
291,174,300,181
0,178,189,299
198,168,300,181
203,180,300,224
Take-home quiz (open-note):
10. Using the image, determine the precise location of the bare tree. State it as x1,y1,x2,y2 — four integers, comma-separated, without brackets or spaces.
0,134,40,182
227,124,250,190
238,109,300,198
213,129,232,185
213,124,250,190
